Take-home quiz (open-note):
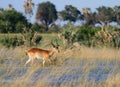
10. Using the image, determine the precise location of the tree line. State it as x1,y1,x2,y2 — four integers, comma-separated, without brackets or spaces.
0,1,120,48
0,1,120,33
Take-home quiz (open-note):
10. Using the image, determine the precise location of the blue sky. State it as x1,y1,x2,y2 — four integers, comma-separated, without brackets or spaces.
0,0,120,23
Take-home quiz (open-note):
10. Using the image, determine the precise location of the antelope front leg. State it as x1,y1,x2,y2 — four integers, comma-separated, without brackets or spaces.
42,59,45,67
25,58,31,66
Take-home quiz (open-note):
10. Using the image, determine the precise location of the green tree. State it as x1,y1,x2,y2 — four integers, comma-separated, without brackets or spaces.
113,6,120,25
95,6,114,28
36,1,57,31
0,8,28,33
59,5,81,22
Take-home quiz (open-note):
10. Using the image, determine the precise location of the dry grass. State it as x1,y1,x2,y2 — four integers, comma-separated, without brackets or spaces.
0,46,120,87
79,46,119,60
57,46,120,60
105,75,120,87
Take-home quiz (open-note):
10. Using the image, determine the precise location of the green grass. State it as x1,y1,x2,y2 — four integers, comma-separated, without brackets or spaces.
0,33,58,48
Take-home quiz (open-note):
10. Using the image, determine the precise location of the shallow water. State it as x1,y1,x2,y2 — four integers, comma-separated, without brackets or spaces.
0,58,120,86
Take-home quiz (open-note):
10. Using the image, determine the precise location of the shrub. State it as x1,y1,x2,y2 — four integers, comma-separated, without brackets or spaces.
21,28,42,47
92,27,120,48
31,24,45,33
0,35,24,48
0,30,42,48
112,35,120,48
76,26,99,46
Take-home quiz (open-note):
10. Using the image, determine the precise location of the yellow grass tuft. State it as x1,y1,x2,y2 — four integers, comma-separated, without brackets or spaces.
105,75,120,87
79,46,120,60
55,46,120,61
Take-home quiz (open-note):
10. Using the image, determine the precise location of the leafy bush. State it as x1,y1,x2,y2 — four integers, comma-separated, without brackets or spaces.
91,26,120,48
31,24,45,33
0,35,24,48
76,26,99,46
0,34,42,48
21,28,42,47
53,23,77,50
0,31,42,48
62,31,76,44
112,35,120,48
111,27,120,48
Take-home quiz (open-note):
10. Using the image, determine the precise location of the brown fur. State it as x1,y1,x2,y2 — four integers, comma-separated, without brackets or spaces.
25,47,57,67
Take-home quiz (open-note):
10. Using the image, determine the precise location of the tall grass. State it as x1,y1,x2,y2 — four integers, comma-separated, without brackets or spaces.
0,46,120,87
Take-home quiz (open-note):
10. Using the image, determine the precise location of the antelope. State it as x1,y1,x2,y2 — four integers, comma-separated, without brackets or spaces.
25,46,58,67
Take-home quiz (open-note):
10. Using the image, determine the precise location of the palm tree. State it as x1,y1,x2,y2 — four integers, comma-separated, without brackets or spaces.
24,0,34,16
82,8,95,25
82,8,91,14
7,4,14,10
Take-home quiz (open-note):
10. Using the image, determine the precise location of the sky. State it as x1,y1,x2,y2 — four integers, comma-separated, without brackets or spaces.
0,0,120,23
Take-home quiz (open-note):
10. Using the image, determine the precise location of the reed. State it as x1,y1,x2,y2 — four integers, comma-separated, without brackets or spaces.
0,46,120,87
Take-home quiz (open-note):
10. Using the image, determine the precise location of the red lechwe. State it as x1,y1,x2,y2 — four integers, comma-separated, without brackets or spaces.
25,47,58,67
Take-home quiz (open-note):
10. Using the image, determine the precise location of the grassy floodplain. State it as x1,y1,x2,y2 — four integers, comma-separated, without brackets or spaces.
0,34,120,87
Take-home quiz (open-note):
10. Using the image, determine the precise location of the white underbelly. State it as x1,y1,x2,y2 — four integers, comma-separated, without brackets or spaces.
35,55,43,60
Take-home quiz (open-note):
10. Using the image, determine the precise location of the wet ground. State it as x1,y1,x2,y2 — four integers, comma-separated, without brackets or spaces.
0,58,120,86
